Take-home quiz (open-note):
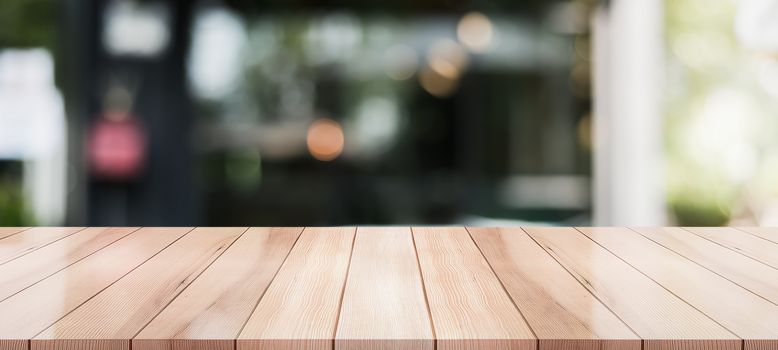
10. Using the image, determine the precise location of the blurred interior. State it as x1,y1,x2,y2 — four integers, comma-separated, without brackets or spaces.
0,0,776,227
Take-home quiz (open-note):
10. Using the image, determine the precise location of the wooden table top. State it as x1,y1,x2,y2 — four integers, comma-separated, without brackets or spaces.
0,227,777,350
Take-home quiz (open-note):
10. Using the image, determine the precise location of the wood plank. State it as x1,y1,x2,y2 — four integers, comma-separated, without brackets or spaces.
634,227,778,306
335,227,434,350
412,226,535,350
238,227,356,350
32,227,246,350
133,227,303,350
0,227,139,302
580,227,778,350
0,227,28,240
686,227,778,269
733,227,778,246
524,227,739,350
0,227,192,350
0,227,85,265
468,227,640,350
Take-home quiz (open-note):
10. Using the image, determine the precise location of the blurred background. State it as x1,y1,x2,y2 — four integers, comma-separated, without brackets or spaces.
0,0,776,227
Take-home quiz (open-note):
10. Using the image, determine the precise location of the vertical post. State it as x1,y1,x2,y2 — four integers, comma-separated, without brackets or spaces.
592,0,665,225
63,0,197,226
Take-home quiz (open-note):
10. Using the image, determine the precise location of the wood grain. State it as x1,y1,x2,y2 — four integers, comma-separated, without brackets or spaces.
580,227,778,350
413,226,535,350
0,227,139,302
634,227,778,305
237,227,356,350
686,227,778,269
133,227,303,350
32,339,130,350
1,226,775,350
468,227,640,350
737,227,778,245
32,227,245,350
0,227,28,240
0,227,192,350
0,227,85,265
524,227,739,350
0,339,27,350
335,227,433,350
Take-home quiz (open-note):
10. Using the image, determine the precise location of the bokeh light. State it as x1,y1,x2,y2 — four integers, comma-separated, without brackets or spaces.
457,12,495,53
427,39,469,72
421,39,468,97
306,118,345,161
428,57,460,80
419,67,459,97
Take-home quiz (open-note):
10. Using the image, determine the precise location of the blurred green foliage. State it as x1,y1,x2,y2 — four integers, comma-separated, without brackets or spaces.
666,160,732,226
0,0,56,49
665,0,778,225
0,179,34,226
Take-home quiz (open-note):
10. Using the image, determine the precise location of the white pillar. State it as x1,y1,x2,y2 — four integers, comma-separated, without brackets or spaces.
0,49,67,226
592,0,666,226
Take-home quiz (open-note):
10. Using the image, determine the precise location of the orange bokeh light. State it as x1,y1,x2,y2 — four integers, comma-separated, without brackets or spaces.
306,118,345,161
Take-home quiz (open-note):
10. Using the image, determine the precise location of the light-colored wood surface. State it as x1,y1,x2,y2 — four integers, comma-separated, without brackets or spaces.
0,227,139,302
737,227,778,245
237,227,356,350
0,227,192,350
0,226,776,350
413,226,535,350
524,227,739,350
335,227,433,350
468,227,640,350
33,227,245,350
134,227,302,350
0,227,28,240
686,227,778,269
0,227,85,265
580,227,778,349
633,227,778,306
